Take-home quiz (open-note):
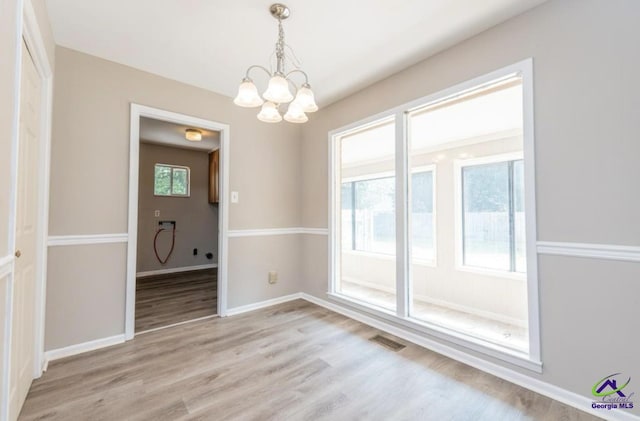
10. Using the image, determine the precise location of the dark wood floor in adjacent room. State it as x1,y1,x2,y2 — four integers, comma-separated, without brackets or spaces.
20,300,600,421
135,268,217,332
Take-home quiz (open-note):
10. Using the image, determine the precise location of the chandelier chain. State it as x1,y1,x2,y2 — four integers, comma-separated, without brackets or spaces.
275,18,286,75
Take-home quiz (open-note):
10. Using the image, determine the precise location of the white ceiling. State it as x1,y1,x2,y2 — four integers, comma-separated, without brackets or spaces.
45,0,547,106
140,117,220,151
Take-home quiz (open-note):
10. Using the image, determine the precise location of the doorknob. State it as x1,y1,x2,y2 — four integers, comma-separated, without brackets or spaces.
15,250,21,258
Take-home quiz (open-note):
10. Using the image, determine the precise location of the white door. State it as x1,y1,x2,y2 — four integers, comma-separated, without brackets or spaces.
9,40,41,421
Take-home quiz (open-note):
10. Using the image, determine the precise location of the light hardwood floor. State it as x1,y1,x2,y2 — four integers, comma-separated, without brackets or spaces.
135,269,217,332
20,300,601,420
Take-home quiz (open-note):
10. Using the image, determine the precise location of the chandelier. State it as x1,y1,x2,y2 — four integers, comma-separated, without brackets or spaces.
233,3,318,123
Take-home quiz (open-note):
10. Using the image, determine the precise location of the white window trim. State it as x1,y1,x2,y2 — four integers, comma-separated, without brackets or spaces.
328,58,540,370
154,163,191,197
409,164,437,268
453,152,526,281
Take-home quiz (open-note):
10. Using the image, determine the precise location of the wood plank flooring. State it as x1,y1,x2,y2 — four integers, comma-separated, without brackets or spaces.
20,300,601,421
135,269,217,332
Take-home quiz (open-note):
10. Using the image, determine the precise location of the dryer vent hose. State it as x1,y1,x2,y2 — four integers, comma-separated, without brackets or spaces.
154,223,176,265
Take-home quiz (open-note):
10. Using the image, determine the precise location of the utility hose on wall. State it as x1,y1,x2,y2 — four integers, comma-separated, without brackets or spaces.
154,222,176,265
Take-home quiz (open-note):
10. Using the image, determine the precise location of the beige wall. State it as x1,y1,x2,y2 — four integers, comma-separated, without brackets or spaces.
46,47,304,349
228,235,302,308
301,0,640,413
45,244,126,350
137,143,218,273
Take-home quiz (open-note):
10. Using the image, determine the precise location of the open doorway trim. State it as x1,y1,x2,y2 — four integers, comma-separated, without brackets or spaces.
126,104,229,340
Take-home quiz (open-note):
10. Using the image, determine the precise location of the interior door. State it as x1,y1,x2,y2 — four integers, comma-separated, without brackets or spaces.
9,39,41,421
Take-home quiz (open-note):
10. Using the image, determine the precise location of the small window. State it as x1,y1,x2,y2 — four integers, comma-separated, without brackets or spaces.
461,157,524,273
154,164,190,197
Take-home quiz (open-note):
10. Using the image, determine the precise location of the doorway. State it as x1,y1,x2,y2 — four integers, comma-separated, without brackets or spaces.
126,105,229,339
135,118,219,332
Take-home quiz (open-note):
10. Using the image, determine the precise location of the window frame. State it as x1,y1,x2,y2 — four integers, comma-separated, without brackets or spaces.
409,164,437,267
453,152,525,281
328,59,540,371
154,163,191,198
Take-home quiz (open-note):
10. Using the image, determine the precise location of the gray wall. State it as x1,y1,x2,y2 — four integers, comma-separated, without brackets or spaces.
45,46,303,350
137,143,218,273
300,0,640,415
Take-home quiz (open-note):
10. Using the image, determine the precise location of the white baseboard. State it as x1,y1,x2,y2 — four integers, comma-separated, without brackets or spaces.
44,334,125,364
136,263,218,278
300,293,637,421
226,293,303,316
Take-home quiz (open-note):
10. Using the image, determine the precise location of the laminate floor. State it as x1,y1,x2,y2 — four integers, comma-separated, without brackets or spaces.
20,300,601,421
135,269,217,332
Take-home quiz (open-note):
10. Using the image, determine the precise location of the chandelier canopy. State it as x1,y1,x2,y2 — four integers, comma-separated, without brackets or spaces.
233,4,318,123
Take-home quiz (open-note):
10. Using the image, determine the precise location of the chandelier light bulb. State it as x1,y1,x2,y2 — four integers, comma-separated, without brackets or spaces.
257,101,283,123
233,79,264,108
263,75,294,104
284,101,308,123
294,84,318,112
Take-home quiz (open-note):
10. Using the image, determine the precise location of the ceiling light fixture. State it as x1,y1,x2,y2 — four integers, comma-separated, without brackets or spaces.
233,3,318,123
185,129,203,141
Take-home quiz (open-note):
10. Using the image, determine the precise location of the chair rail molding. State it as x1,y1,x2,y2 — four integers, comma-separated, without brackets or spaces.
228,227,328,237
47,233,129,247
536,241,640,263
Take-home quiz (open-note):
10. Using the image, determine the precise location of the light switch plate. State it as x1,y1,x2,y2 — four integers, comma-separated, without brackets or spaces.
231,191,239,203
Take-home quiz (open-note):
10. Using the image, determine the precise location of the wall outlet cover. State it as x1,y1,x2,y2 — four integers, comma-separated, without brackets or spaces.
268,271,278,284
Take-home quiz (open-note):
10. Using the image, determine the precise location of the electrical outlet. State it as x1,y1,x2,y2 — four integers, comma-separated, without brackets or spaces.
268,271,278,284
154,210,160,217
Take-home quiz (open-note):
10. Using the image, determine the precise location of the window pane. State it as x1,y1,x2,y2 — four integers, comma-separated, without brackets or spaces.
172,168,188,195
513,160,526,273
406,76,528,352
354,177,395,255
411,171,434,261
462,162,510,271
338,119,396,311
154,165,171,196
341,183,354,250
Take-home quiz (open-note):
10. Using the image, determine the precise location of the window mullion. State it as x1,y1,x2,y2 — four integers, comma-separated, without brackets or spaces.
395,112,409,318
351,182,356,251
170,168,175,195
508,161,516,272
